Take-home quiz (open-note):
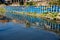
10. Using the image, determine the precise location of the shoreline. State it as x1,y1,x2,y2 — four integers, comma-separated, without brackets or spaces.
13,12,60,23
0,6,60,23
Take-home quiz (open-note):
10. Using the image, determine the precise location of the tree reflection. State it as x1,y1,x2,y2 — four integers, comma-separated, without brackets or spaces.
0,15,11,23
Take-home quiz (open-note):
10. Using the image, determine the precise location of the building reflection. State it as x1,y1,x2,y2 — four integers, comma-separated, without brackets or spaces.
0,15,60,34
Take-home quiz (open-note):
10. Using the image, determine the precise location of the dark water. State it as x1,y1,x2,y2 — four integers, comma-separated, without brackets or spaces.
0,12,60,40
0,20,59,40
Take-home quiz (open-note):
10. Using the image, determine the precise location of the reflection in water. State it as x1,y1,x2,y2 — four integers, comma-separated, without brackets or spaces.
0,15,11,23
0,6,60,40
0,13,60,34
0,14,60,40
25,21,31,28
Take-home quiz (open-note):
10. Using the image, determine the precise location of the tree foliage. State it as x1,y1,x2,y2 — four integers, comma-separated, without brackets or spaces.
49,0,60,6
0,8,6,15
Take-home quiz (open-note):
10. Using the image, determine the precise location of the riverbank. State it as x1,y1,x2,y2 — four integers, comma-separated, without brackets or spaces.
26,12,60,23
0,7,60,23
12,12,60,24
0,8,60,23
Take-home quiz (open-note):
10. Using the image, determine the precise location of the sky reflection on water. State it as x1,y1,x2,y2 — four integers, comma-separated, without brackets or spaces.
0,18,59,40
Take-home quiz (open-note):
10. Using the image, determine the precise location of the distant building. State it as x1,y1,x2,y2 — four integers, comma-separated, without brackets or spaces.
1,0,51,6
4,0,26,3
2,0,51,3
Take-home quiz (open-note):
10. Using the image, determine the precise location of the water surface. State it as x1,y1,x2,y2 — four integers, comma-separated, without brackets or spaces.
0,15,59,40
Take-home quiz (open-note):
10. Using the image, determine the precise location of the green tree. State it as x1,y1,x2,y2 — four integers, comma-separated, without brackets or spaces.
49,0,60,6
0,8,6,15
